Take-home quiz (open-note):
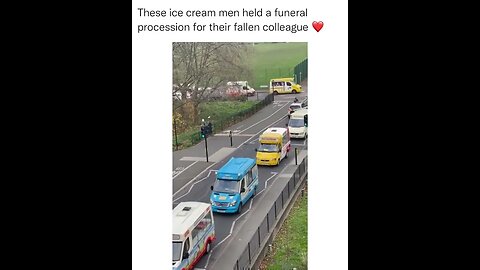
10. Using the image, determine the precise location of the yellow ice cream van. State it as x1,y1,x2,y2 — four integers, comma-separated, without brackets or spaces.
256,127,291,166
269,78,303,95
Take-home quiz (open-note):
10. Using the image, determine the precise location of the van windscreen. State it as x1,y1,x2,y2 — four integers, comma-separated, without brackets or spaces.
288,119,304,127
258,144,279,152
213,179,240,194
172,241,183,261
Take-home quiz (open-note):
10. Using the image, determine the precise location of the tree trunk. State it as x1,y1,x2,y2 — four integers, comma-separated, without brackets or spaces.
192,102,200,125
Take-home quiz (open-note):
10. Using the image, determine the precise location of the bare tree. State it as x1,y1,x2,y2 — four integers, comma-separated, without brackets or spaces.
172,42,252,122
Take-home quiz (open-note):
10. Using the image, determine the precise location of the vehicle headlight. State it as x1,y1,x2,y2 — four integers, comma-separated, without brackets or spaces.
229,200,237,206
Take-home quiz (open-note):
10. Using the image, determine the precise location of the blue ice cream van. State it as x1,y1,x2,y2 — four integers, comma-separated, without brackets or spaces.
210,157,259,214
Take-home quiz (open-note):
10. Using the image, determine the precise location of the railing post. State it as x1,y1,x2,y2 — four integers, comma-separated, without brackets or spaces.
287,179,290,197
204,135,209,162
258,227,261,247
294,172,296,187
266,213,270,232
274,202,277,219
281,190,284,208
295,147,298,165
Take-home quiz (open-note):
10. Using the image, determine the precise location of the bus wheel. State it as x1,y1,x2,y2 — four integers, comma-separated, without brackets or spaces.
237,203,242,214
292,90,297,94
206,242,211,254
273,91,278,95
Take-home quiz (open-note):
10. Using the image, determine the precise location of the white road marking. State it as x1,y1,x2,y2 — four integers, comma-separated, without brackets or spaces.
204,253,212,268
214,133,255,137
172,161,198,180
172,169,218,202
237,114,288,148
256,172,279,197
172,167,184,178
211,199,254,253
229,200,253,234
172,164,217,197
238,102,290,134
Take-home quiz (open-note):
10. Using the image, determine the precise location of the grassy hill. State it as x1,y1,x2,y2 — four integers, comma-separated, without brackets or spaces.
251,42,307,89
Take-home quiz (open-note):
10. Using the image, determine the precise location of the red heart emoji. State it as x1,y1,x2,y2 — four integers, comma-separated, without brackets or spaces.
312,21,324,32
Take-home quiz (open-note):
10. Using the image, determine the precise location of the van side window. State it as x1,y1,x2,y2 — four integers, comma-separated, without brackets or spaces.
252,165,258,180
192,226,199,242
183,237,190,257
247,171,253,186
192,215,211,245
241,179,245,191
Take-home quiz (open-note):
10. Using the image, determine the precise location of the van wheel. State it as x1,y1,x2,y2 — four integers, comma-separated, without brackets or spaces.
273,91,278,95
237,203,242,214
277,159,280,166
292,90,297,94
252,187,257,198
206,242,211,254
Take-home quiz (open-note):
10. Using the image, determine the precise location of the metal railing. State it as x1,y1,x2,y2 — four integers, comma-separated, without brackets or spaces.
294,58,308,83
232,155,308,270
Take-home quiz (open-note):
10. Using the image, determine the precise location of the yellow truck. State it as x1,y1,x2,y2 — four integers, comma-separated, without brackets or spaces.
269,78,302,95
255,127,291,166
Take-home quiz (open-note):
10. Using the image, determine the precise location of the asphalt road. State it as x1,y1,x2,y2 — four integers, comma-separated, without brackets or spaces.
172,83,308,269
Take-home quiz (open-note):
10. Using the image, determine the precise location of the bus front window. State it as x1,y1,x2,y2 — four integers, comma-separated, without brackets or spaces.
257,144,279,152
172,241,183,261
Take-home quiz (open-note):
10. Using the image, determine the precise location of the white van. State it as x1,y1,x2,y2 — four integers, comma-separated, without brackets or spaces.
288,109,308,139
227,81,256,96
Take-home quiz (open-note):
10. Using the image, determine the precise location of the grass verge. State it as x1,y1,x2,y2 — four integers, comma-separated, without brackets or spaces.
260,185,308,270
